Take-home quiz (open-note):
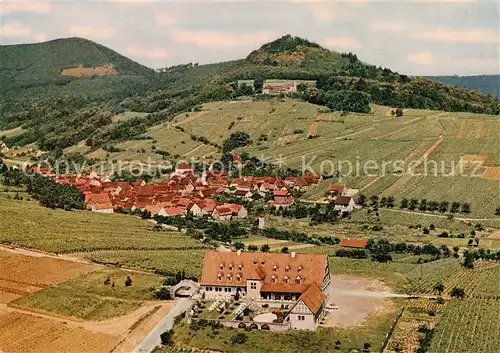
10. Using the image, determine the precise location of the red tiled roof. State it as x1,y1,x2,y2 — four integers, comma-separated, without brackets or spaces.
328,184,346,192
339,238,368,248
165,207,185,216
299,282,326,313
200,251,327,292
274,190,290,197
215,207,232,216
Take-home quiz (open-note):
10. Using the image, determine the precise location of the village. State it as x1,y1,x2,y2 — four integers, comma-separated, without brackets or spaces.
26,153,358,222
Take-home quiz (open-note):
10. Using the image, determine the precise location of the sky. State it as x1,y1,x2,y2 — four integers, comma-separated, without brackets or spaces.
1,0,499,75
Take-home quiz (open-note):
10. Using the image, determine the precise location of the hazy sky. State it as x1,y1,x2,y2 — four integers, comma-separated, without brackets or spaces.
1,0,499,75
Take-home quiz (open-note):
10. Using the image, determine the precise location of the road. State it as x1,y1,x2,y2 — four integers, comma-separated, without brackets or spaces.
133,298,195,353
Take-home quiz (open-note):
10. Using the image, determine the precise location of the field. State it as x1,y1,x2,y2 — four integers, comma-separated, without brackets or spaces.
0,250,96,303
89,99,500,218
428,299,500,353
15,268,163,321
83,249,206,278
0,194,205,254
0,309,121,353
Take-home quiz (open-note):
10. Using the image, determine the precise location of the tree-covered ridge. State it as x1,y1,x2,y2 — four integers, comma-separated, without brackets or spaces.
424,75,500,99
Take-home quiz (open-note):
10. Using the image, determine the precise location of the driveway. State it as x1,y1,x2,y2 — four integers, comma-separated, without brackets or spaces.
133,298,194,353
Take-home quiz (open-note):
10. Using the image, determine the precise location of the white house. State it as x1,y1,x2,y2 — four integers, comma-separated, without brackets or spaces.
333,196,356,213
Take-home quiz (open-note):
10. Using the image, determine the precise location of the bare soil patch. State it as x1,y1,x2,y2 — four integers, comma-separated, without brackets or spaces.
457,120,467,137
61,64,119,78
0,250,97,302
0,308,120,353
476,122,486,138
173,111,208,127
490,230,500,240
308,120,318,138
482,166,500,181
323,275,400,328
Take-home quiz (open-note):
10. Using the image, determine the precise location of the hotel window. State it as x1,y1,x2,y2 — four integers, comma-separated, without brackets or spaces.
283,276,289,284
250,282,257,290
273,265,278,272
272,275,277,284
295,276,302,285
298,315,305,321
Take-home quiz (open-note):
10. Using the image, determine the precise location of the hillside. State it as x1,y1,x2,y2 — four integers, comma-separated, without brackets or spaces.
0,34,499,152
425,75,500,99
0,37,153,93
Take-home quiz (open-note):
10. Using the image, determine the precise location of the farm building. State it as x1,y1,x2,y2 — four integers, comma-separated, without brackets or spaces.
339,238,368,249
199,250,330,331
333,196,356,213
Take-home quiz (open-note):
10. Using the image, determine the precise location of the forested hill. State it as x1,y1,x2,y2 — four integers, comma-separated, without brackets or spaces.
424,75,500,99
1,35,499,152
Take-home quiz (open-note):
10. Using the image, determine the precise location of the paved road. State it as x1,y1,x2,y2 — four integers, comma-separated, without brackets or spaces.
133,298,195,353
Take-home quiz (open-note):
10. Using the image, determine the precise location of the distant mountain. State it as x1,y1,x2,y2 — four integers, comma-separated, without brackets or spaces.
424,75,500,99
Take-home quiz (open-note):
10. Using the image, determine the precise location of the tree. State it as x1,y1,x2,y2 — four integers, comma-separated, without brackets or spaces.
260,244,270,253
433,281,445,295
474,238,480,247
450,202,460,213
495,205,500,216
234,242,246,250
160,330,173,345
253,77,264,93
400,198,409,209
395,108,404,117
461,203,471,214
248,245,258,252
450,287,466,298
154,287,172,300
281,247,289,254
125,276,132,287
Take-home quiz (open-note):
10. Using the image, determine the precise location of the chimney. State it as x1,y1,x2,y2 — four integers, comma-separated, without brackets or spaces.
237,250,241,256
291,252,296,258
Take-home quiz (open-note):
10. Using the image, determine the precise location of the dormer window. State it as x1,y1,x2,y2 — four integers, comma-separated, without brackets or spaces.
236,273,242,281
273,265,278,272
261,260,266,265
283,276,289,284
218,272,223,281
229,264,233,271
227,273,232,281
272,275,277,284
297,266,303,274
219,264,224,271
238,264,243,271
285,265,290,273
295,276,302,285
253,259,258,264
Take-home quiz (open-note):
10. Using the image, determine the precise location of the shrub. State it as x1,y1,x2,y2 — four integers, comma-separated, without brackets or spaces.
125,276,132,287
231,332,248,344
160,330,173,345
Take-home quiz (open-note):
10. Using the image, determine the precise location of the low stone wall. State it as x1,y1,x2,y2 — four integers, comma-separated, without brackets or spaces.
220,320,291,332
190,318,290,332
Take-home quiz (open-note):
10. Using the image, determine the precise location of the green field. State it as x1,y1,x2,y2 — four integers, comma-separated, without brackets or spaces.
15,269,163,321
89,98,500,218
172,299,404,353
0,194,204,254
83,249,206,278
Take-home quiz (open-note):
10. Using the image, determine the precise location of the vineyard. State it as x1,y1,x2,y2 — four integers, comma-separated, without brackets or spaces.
405,259,500,297
153,347,217,353
428,299,500,353
384,298,444,353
